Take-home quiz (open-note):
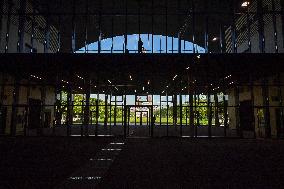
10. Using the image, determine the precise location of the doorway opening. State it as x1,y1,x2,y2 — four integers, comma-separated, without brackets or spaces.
124,105,154,138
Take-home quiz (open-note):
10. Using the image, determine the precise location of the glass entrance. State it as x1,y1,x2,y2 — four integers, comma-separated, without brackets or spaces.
124,105,153,138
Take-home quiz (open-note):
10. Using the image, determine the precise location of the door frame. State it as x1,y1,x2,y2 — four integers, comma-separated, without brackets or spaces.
124,105,154,138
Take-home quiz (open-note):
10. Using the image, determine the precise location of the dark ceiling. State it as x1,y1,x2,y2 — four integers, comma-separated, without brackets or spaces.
1,54,284,95
35,0,245,52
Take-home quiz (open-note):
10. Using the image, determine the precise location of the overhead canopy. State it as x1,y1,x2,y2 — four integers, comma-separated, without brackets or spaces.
33,0,245,52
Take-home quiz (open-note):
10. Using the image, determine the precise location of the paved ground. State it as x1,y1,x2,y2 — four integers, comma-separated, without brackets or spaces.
1,137,284,188
0,137,111,189
99,138,284,189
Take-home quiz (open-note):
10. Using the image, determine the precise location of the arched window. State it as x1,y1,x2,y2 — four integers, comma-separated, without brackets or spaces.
76,34,205,54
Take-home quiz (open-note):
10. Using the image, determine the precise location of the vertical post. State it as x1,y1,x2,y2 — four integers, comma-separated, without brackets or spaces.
207,89,212,137
5,1,12,53
180,93,183,136
173,94,177,126
189,90,194,137
247,1,252,53
109,93,112,135
151,0,154,53
10,77,20,136
0,0,3,49
57,0,62,52
111,0,114,53
114,95,117,126
17,0,27,53
272,0,278,53
234,86,241,137
40,80,47,136
84,0,89,53
31,0,35,52
280,0,284,48
277,74,284,138
54,75,59,135
204,6,209,53
151,106,153,137
166,92,169,136
219,25,224,53
95,99,99,136
104,93,108,127
214,93,220,127
71,0,76,53
223,93,228,137
262,79,271,138
257,0,265,53
138,0,141,38
250,76,256,138
66,86,72,136
160,95,162,125
192,1,195,53
232,0,237,53
98,0,102,54
44,6,51,53
165,0,168,53
123,99,127,138
178,0,181,54
124,0,128,53
84,79,91,136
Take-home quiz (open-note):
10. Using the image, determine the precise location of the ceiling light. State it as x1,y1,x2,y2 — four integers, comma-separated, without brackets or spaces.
173,75,178,81
61,80,69,84
108,80,112,84
212,37,218,41
241,1,250,7
76,74,84,80
197,55,201,59
147,80,150,85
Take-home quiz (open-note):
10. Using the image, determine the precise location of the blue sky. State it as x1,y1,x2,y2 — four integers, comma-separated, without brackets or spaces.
76,34,205,53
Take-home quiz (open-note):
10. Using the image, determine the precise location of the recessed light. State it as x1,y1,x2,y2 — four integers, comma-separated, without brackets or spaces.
241,1,250,7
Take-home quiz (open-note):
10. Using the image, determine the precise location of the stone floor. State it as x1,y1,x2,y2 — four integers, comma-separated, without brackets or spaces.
1,137,284,188
99,138,284,189
0,137,112,188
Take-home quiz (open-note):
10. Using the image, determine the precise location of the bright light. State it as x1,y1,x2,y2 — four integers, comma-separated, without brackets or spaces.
241,1,250,7
110,142,125,145
76,74,84,80
61,80,69,84
173,75,178,81
102,148,122,151
147,80,150,85
90,158,113,161
30,75,42,80
108,80,112,84
197,55,201,59
143,86,145,91
129,75,132,81
186,66,190,70
212,37,218,41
